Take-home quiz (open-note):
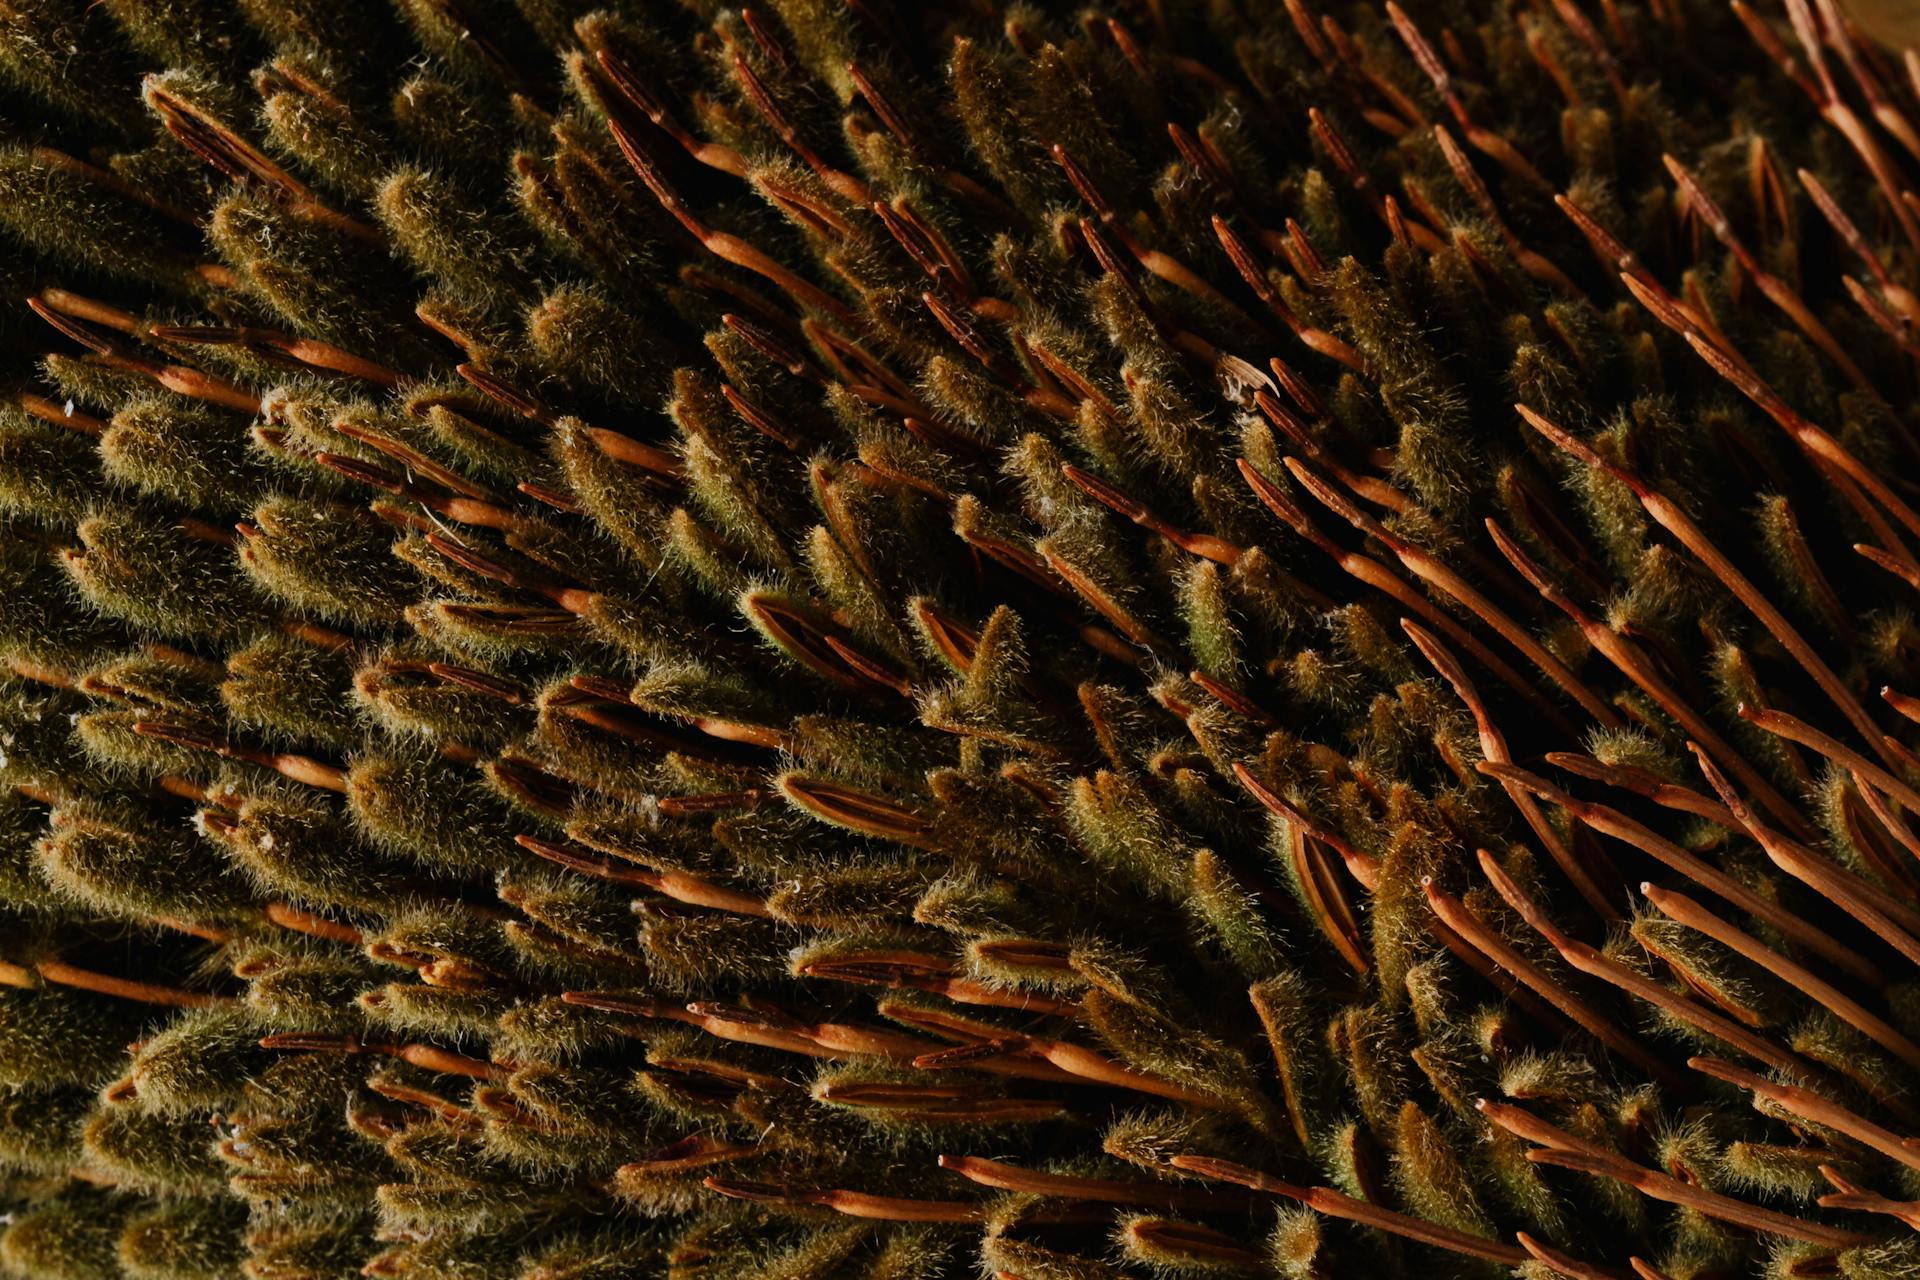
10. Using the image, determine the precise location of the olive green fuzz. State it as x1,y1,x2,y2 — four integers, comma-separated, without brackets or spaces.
1,0,1919,1277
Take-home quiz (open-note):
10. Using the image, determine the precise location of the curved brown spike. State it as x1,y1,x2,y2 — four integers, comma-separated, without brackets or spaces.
32,299,260,412
706,1177,982,1222
1169,1154,1530,1264
1514,1232,1620,1280
1476,848,1819,1079
1062,464,1240,565
1844,774,1920,892
1479,1098,1872,1246
1282,219,1333,287
1483,761,1882,986
19,392,105,435
1815,1166,1920,1230
331,422,495,501
1402,618,1617,916
1319,15,1426,131
1306,109,1446,251
937,1154,1245,1209
1123,1220,1264,1269
911,599,983,676
1691,739,1920,965
1730,0,1821,101
801,948,1076,1016
145,81,381,243
34,287,147,338
726,48,868,206
1168,122,1236,202
1685,311,1920,575
1691,1057,1920,1173
1542,753,1732,826
1211,216,1292,314
778,774,936,847
608,115,855,325
1545,0,1630,102
1385,2,1464,123
921,290,1026,390
711,1001,922,1060
958,1032,1227,1106
33,959,229,1008
1783,0,1920,256
1520,404,1903,772
1422,877,1672,1081
1210,219,1367,371
1431,126,1578,295
744,595,909,695
265,902,364,946
264,1033,503,1079
1882,685,1920,731
423,532,591,615
819,1083,1067,1124
621,1135,761,1178
516,835,770,915
1553,194,1670,301
592,48,750,178
1846,273,1920,357
843,61,916,150
1036,544,1171,657
1857,540,1920,595
1240,459,1570,731
1645,883,1920,1070
154,324,405,387
1189,670,1279,726
29,144,202,226
1287,455,1620,728
1232,761,1381,892
1664,153,1872,392
1798,167,1919,322
429,662,525,705
132,721,347,792
1484,516,1813,841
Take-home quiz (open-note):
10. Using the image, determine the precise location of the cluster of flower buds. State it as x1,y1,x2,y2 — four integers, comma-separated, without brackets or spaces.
2,0,1920,1276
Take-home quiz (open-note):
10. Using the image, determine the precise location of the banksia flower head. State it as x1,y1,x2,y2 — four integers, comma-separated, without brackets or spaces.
7,0,1920,1276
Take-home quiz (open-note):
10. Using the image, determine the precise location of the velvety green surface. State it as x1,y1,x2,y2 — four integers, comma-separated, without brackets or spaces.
0,0,1918,1275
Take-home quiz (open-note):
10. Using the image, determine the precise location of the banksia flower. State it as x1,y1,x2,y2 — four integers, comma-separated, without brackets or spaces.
7,0,1920,1275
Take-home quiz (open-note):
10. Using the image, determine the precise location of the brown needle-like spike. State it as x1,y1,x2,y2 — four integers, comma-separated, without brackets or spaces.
33,960,230,1008
937,1155,1245,1209
607,115,856,326
1485,761,1881,985
1403,618,1617,915
1690,742,1920,967
1478,1099,1872,1246
1477,847,1821,1078
1816,1166,1920,1229
1515,1232,1621,1280
1486,517,1813,840
1422,877,1672,1081
1691,1057,1920,1172
1062,464,1242,566
1519,404,1902,771
1240,458,1577,737
1233,761,1382,892
1544,753,1736,826
1798,167,1920,324
1285,455,1620,728
1644,883,1920,1069
1169,1154,1531,1264
1663,154,1871,391
705,1177,982,1221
